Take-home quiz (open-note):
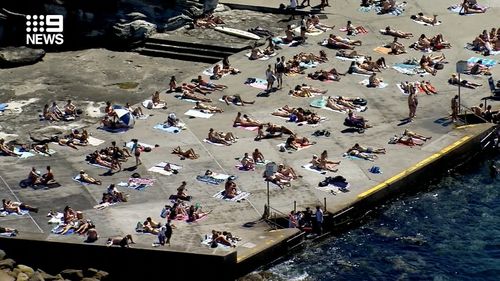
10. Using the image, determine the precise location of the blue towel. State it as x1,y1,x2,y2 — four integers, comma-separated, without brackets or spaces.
153,124,181,134
196,175,225,185
0,103,7,111
467,57,497,67
394,63,418,69
374,6,404,16
358,6,373,12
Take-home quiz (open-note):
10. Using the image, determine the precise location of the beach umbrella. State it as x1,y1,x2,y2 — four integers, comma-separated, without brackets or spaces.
112,105,135,128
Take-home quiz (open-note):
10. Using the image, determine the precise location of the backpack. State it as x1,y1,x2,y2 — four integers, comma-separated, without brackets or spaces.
276,62,285,73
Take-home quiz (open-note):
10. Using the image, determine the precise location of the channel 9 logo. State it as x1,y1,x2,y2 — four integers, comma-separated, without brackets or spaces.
26,15,64,45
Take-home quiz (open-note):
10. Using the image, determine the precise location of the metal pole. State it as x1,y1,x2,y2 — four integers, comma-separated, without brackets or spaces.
458,72,461,114
324,197,327,212
267,180,270,215
293,201,296,213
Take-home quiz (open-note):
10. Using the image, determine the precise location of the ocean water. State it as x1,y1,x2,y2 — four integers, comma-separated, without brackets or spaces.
267,156,500,281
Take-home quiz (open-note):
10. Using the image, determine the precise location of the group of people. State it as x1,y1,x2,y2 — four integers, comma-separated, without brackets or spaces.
471,28,500,55
42,100,79,122
288,205,324,235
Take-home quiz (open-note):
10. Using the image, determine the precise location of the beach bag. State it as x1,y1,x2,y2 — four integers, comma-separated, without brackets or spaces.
160,207,168,218
434,63,444,70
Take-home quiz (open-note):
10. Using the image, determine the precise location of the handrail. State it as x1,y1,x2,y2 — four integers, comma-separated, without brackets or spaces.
459,104,490,124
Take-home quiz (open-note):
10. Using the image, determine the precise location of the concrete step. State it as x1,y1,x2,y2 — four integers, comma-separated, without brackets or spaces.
143,42,234,58
137,47,222,63
146,37,247,53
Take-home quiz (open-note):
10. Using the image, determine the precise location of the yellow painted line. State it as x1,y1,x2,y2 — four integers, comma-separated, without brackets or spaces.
358,135,472,199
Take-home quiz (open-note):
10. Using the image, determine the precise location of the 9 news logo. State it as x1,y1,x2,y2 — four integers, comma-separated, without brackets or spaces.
26,15,64,45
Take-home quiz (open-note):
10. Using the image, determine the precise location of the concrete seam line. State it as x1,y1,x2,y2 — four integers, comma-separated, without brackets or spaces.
182,118,262,217
0,174,44,233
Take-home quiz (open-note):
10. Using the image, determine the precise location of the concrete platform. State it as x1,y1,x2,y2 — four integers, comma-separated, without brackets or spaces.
1,0,499,279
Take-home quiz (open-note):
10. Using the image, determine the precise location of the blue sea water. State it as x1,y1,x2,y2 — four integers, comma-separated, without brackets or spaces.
267,156,500,281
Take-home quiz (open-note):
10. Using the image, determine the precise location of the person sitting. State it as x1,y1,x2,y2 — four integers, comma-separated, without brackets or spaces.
2,199,38,214
64,100,78,117
176,181,190,201
78,170,102,185
196,75,227,91
107,234,135,247
419,55,437,76
222,57,240,75
208,128,231,146
217,131,237,143
368,73,383,87
172,146,199,159
152,91,165,107
411,13,438,25
233,112,261,127
106,184,128,202
348,61,373,75
222,94,255,106
346,110,372,128
40,166,56,185
142,217,161,235
187,205,211,222
252,148,265,163
319,150,341,171
169,76,177,92
390,37,406,54
379,0,396,14
224,179,238,199
195,102,223,113
461,0,486,14
448,73,482,89
0,138,17,157
346,20,367,35
249,45,265,60
403,129,431,141
349,143,386,154
240,152,255,170
42,104,60,121
311,15,334,31
383,26,413,38
63,205,78,224
125,102,144,117
471,103,484,116
467,60,490,75
49,102,64,120
430,34,451,50
277,163,298,179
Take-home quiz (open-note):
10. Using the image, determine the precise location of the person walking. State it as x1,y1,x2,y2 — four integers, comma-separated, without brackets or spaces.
289,0,298,20
451,95,459,122
274,57,285,89
315,205,324,235
407,85,418,121
265,64,276,92
130,139,142,166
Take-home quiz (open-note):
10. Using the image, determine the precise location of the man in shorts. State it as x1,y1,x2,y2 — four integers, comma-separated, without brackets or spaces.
274,57,285,89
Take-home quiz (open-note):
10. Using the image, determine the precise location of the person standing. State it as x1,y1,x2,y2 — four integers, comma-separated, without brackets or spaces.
315,205,324,235
265,64,276,92
289,0,297,20
407,85,418,121
130,139,142,166
451,95,459,122
274,57,285,89
300,0,310,6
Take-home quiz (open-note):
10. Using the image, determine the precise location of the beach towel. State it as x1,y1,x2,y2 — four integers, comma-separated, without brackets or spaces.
97,126,129,133
301,163,327,175
316,181,351,193
375,3,406,16
93,202,117,210
142,100,166,109
392,63,428,75
309,98,366,113
174,95,198,103
87,136,105,146
196,173,232,185
0,232,16,237
203,138,226,146
153,124,182,134
125,141,154,150
335,56,365,62
47,212,63,224
467,57,497,67
0,103,8,112
244,78,268,90
373,46,392,55
245,52,277,61
411,19,442,26
234,125,259,131
359,79,388,88
272,37,298,47
184,109,213,119
213,190,250,201
51,225,75,235
235,163,255,171
118,178,155,191
448,4,488,14
299,61,319,68
358,5,374,12
277,142,313,151
72,175,90,186
0,209,29,217
396,82,428,95
339,27,368,34
31,148,56,156
148,162,182,176
13,147,35,159
87,162,111,170
293,26,324,36
202,67,230,78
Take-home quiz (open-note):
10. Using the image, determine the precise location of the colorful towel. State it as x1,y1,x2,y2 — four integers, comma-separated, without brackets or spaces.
339,27,368,34
142,100,166,109
125,141,154,150
153,124,182,134
213,190,250,201
245,52,277,61
87,136,105,146
392,63,428,75
467,57,497,67
359,79,388,88
301,163,327,175
196,173,232,185
184,109,213,119
375,3,406,16
13,147,35,159
244,78,268,90
148,162,182,176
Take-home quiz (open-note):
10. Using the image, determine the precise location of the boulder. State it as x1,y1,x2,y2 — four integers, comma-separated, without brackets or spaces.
81,278,98,281
59,269,83,280
92,271,109,280
16,272,29,281
27,272,45,281
35,270,56,281
0,249,6,260
0,270,15,281
126,12,147,20
0,47,45,68
164,15,193,31
0,258,16,270
16,265,34,277
112,20,156,43
82,268,98,278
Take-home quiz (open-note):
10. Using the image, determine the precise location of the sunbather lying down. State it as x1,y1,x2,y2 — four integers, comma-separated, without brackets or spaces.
208,128,236,146
77,170,102,185
272,105,322,124
2,199,38,214
264,169,292,189
336,50,366,59
289,84,327,97
400,81,438,95
411,13,439,25
309,151,341,172
348,143,386,154
0,138,18,157
448,73,482,89
210,230,240,247
195,101,223,113
326,96,366,112
382,26,413,38
233,112,261,127
107,234,135,247
285,134,312,150
345,150,378,161
222,95,254,106
172,146,199,160
181,90,212,103
308,68,343,81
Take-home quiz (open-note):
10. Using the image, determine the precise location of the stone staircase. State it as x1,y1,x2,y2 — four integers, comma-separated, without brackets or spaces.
136,35,249,63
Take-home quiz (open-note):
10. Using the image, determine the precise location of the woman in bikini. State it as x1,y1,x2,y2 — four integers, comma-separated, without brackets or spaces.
172,146,199,159
78,170,102,185
152,91,163,106
384,26,413,38
169,76,177,92
233,112,261,127
346,150,378,161
208,128,231,146
195,102,223,113
222,95,254,106
403,129,431,141
349,143,386,154
411,13,438,25
181,90,212,103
